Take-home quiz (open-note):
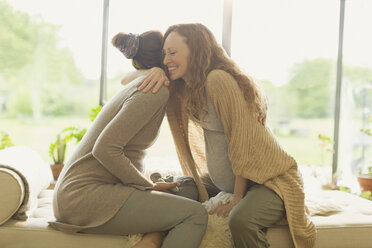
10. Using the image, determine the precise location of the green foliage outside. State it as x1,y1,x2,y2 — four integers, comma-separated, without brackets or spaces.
360,114,372,137
261,59,372,120
1,0,372,175
2,0,372,122
0,1,35,76
361,190,372,201
338,186,371,201
359,115,372,176
1,117,91,162
286,59,335,118
0,130,14,149
361,167,372,177
89,105,102,122
0,0,86,119
317,133,334,166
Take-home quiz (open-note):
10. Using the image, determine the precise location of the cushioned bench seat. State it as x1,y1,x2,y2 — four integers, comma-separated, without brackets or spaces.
0,190,139,248
1,189,372,248
267,190,372,248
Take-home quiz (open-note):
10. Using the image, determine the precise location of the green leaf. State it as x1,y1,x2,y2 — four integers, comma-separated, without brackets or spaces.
361,191,372,200
48,125,86,164
0,130,14,149
90,105,102,122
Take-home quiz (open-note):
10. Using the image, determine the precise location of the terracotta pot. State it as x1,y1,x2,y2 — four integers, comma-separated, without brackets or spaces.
357,175,372,192
51,163,64,181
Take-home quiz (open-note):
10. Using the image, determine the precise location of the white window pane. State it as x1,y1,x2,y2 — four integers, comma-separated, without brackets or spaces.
338,0,372,190
1,0,102,162
232,0,339,169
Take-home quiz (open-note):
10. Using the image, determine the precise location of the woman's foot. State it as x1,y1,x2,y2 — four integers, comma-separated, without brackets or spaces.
132,232,164,248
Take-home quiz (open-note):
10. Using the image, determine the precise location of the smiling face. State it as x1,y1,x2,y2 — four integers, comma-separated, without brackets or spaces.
163,32,191,81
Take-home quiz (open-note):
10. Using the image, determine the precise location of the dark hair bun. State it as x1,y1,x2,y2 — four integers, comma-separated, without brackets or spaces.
112,32,140,59
111,32,127,49
112,30,163,69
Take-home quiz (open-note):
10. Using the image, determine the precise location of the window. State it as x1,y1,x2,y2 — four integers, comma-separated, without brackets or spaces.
231,0,340,171
2,0,368,183
338,0,372,190
0,0,102,161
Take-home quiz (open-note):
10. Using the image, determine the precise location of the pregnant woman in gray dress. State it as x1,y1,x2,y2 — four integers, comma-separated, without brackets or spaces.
49,31,208,248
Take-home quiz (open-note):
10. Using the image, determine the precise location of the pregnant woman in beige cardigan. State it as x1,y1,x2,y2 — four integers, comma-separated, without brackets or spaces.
137,23,316,248
49,31,208,248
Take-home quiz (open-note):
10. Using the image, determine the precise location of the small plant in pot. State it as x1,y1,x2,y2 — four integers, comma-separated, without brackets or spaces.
49,126,86,180
357,114,372,192
357,166,372,192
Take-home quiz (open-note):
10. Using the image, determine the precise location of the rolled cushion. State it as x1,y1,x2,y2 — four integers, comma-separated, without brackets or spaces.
0,146,53,221
0,168,25,225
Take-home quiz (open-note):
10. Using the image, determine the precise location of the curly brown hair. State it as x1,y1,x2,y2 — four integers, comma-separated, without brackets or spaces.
164,23,267,121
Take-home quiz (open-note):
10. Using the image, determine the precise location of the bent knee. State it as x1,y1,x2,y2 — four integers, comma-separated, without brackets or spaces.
228,212,258,233
228,213,242,232
194,204,208,220
189,203,208,226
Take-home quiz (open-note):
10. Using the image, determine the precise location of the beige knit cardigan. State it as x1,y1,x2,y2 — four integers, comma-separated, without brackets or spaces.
166,70,316,248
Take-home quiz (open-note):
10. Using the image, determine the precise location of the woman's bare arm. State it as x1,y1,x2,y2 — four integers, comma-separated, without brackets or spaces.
231,175,249,204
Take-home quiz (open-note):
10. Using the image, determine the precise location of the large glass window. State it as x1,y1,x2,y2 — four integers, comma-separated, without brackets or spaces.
2,0,369,183
231,0,340,171
338,0,372,190
106,0,223,175
0,0,102,162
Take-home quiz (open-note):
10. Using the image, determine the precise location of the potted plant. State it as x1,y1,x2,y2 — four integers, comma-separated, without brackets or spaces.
0,131,14,150
48,106,101,180
49,126,86,180
357,166,372,192
357,114,372,192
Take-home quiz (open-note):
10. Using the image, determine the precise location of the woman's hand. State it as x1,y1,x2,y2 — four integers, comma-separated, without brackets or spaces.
152,181,180,193
209,175,246,217
136,67,169,93
208,200,239,218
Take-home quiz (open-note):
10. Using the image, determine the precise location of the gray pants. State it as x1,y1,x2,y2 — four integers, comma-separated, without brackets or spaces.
201,175,285,248
83,189,208,248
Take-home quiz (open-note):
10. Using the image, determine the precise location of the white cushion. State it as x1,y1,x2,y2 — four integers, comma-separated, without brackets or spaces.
0,190,133,248
1,189,372,248
0,168,25,225
0,146,53,221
